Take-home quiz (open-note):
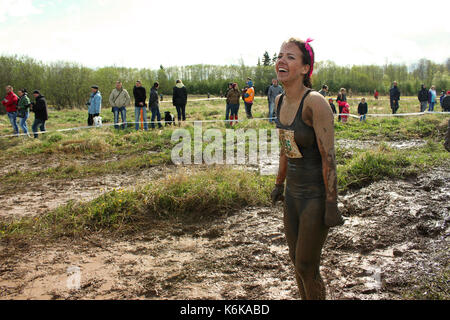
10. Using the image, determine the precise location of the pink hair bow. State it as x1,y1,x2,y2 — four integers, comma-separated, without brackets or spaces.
305,38,314,77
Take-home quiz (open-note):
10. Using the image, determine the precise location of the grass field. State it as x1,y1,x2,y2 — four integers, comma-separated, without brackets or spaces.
0,95,448,189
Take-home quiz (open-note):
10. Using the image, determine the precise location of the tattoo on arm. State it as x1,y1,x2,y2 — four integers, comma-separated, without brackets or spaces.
310,95,338,203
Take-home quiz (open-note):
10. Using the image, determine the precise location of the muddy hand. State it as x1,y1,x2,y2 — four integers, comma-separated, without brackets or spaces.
324,201,345,227
271,184,285,204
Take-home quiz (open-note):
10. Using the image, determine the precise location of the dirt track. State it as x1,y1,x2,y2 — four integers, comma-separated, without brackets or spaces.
0,167,448,300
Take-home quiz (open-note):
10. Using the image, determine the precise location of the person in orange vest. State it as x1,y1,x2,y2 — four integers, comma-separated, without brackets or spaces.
244,78,255,119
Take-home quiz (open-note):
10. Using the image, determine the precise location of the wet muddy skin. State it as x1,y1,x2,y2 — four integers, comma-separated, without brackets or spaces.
0,168,448,300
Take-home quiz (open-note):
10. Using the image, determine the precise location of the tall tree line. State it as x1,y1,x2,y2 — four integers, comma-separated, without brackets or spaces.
0,54,448,110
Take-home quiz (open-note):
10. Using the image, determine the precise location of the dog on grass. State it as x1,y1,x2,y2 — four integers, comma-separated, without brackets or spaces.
164,111,175,126
93,116,102,128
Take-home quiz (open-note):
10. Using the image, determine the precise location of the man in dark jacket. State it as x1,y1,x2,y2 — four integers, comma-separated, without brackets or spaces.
149,82,162,129
442,92,450,112
31,90,48,138
418,84,428,112
389,81,401,114
172,80,188,124
133,80,147,131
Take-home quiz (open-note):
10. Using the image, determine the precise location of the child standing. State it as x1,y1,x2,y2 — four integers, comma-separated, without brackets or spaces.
341,103,350,123
358,97,368,121
329,98,337,114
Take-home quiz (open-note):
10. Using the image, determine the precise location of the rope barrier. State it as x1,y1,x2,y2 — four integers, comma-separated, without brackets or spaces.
1,105,448,139
0,117,275,138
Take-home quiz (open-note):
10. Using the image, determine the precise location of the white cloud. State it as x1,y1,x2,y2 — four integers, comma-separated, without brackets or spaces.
0,0,448,68
0,0,42,22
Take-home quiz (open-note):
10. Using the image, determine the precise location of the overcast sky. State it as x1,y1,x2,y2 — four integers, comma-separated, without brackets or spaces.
0,0,449,69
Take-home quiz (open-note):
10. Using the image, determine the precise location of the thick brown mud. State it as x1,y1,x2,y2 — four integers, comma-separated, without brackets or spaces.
0,168,448,300
0,164,174,220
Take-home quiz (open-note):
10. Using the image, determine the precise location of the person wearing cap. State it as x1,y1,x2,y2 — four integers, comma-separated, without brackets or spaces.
243,78,255,119
109,81,131,130
31,90,48,138
341,102,350,123
17,88,31,136
133,80,148,131
87,86,102,126
2,85,19,135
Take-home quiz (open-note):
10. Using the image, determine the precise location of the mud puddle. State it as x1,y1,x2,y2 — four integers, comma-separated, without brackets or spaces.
0,165,174,220
336,139,427,150
0,168,448,300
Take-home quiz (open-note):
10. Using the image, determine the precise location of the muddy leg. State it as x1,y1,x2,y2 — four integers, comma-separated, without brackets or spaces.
294,270,307,299
283,195,307,298
444,119,450,152
295,198,329,300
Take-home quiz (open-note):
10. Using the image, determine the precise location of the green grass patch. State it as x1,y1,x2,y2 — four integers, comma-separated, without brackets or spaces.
337,141,449,192
0,168,273,239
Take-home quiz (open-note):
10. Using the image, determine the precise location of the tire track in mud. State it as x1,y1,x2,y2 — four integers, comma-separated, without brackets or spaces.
0,168,448,300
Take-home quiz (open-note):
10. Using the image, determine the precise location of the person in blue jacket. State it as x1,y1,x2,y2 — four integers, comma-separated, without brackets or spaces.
87,85,102,126
428,85,437,112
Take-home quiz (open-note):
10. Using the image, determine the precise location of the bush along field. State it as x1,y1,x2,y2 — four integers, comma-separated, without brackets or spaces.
0,96,449,300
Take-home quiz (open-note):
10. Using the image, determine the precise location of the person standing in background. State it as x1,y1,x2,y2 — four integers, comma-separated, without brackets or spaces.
133,80,148,131
318,85,328,97
328,98,337,114
336,88,347,122
172,79,188,125
31,90,48,138
87,86,102,126
440,91,446,111
442,91,450,112
418,84,428,112
149,82,162,129
244,78,255,119
389,81,400,114
226,83,241,126
109,81,131,130
374,89,379,100
2,85,19,135
268,79,283,123
225,83,233,124
428,85,437,112
17,88,31,136
224,83,233,98
358,97,368,122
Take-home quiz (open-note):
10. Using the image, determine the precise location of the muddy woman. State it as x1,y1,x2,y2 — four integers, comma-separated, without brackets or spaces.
271,37,344,300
